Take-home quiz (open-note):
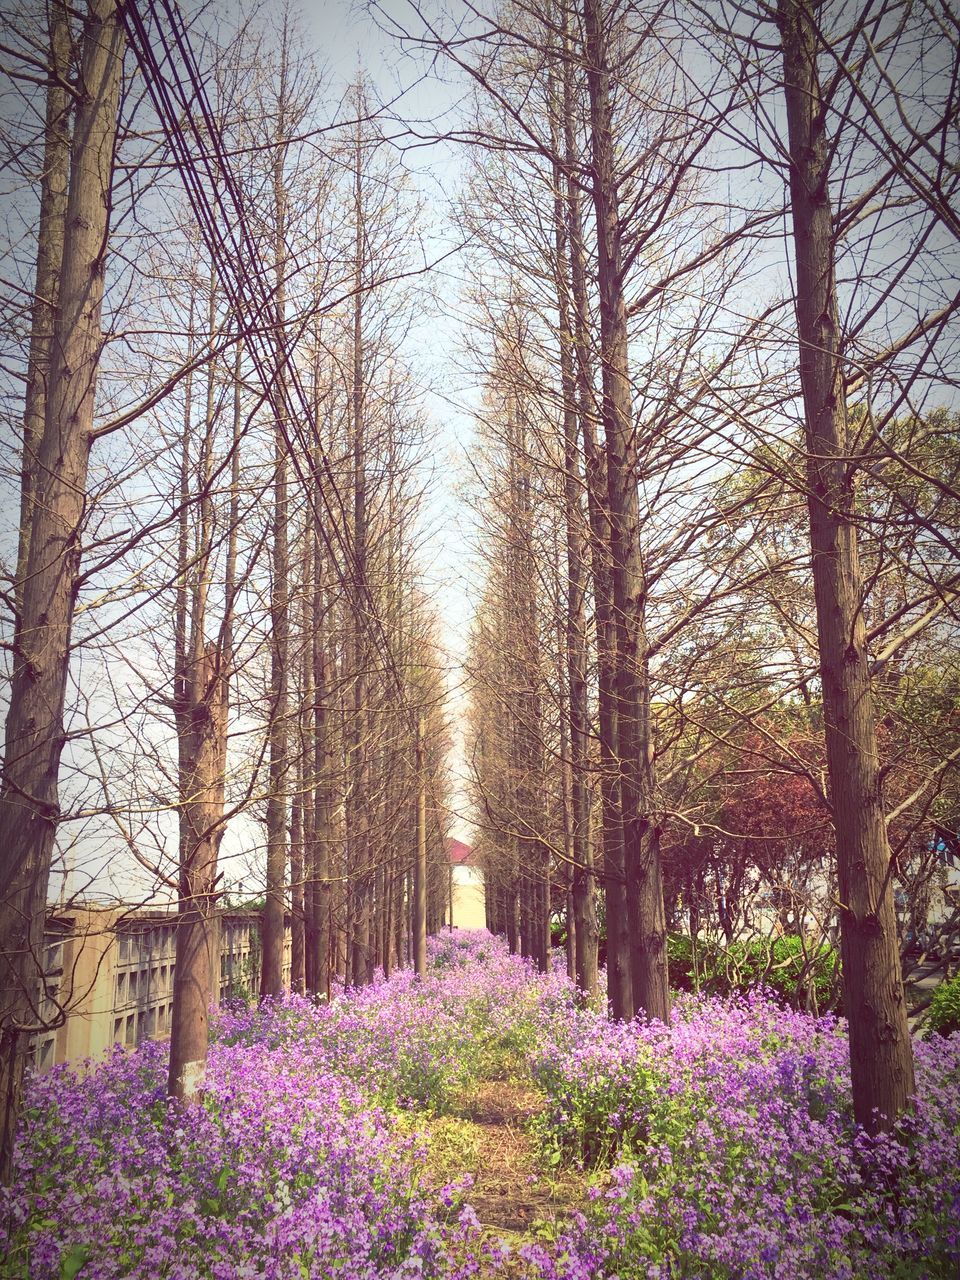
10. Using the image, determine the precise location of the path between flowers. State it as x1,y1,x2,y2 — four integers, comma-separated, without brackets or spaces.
424,1078,586,1244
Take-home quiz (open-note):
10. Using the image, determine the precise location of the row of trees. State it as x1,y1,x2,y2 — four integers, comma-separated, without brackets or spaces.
0,0,452,1179
430,0,960,1133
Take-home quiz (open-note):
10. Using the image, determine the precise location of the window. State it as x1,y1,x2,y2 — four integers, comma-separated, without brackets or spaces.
116,972,126,1003
129,971,138,999
119,936,129,963
136,1011,145,1044
160,965,167,990
113,1017,123,1044
125,1014,135,1047
37,1038,54,1071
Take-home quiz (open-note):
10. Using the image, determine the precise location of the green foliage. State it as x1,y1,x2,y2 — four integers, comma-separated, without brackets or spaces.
530,1038,665,1170
58,1246,90,1280
668,932,840,1011
927,973,960,1037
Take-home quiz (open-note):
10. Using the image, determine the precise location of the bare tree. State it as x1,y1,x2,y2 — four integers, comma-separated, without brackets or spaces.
0,0,124,1180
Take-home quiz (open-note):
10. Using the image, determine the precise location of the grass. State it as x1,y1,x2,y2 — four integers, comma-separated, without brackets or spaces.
416,1059,589,1250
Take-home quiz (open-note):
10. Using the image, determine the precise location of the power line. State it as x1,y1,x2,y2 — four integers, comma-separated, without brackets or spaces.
120,0,430,732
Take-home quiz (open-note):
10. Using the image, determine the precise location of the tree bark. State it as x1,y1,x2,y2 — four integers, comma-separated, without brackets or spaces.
582,0,670,1022
552,62,599,997
169,270,233,1101
777,0,914,1130
15,0,72,619
414,717,428,978
261,80,291,998
0,0,123,1179
169,644,226,1100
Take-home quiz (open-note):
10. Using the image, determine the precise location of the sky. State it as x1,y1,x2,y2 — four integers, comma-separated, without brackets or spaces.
0,0,485,909
15,0,959,903
298,0,484,841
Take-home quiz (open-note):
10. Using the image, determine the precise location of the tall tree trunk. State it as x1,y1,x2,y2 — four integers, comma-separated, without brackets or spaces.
561,31,629,1017
347,112,373,987
777,0,914,1130
413,717,428,978
169,273,233,1101
262,81,291,998
15,0,72,619
169,643,226,1100
311,540,333,998
0,0,123,1180
582,0,669,1022
552,93,599,996
290,775,306,995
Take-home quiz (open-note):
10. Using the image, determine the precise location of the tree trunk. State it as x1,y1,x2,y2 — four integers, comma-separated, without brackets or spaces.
0,0,123,1180
169,645,226,1100
413,718,428,978
560,35,629,1016
312,541,333,998
15,0,72,619
168,264,235,1101
262,88,291,999
290,778,306,995
582,0,669,1022
552,83,599,997
346,111,373,987
777,0,914,1130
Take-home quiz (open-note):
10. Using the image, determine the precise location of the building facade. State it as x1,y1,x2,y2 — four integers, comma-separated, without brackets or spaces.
447,839,486,930
35,904,290,1072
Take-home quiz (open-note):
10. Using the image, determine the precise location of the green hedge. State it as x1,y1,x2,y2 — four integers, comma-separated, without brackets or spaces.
667,933,840,1011
928,973,960,1037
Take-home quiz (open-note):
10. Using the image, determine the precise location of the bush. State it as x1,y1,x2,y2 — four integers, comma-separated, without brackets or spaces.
668,931,840,1011
530,990,960,1278
928,972,960,1036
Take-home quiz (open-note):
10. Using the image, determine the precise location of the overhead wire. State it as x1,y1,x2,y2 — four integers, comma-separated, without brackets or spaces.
119,0,463,883
119,0,434,732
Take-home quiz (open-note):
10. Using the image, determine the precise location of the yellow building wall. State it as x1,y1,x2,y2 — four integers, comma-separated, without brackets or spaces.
451,867,486,930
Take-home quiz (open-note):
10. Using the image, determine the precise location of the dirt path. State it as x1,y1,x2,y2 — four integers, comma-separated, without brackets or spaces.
427,1080,584,1239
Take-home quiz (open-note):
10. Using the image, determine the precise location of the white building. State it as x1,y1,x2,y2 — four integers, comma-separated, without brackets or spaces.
447,839,486,929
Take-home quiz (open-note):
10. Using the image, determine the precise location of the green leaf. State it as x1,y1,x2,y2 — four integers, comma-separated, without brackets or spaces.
59,1244,90,1280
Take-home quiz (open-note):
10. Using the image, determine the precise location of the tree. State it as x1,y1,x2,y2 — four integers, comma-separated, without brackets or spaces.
0,0,124,1180
775,0,915,1127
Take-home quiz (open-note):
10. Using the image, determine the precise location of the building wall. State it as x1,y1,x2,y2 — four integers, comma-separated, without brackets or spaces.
36,905,291,1073
450,865,486,930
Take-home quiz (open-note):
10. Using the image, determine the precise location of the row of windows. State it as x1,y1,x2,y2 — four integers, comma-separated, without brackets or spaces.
112,1002,174,1048
117,927,177,964
220,949,252,975
118,922,256,966
115,964,175,1005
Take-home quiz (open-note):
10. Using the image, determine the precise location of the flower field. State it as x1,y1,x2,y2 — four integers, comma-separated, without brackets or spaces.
2,931,958,1278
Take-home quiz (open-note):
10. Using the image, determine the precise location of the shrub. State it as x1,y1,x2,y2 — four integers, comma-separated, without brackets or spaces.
928,972,960,1036
668,931,840,1011
531,991,960,1278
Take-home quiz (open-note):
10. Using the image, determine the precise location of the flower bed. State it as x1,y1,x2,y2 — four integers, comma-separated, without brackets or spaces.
2,931,957,1279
